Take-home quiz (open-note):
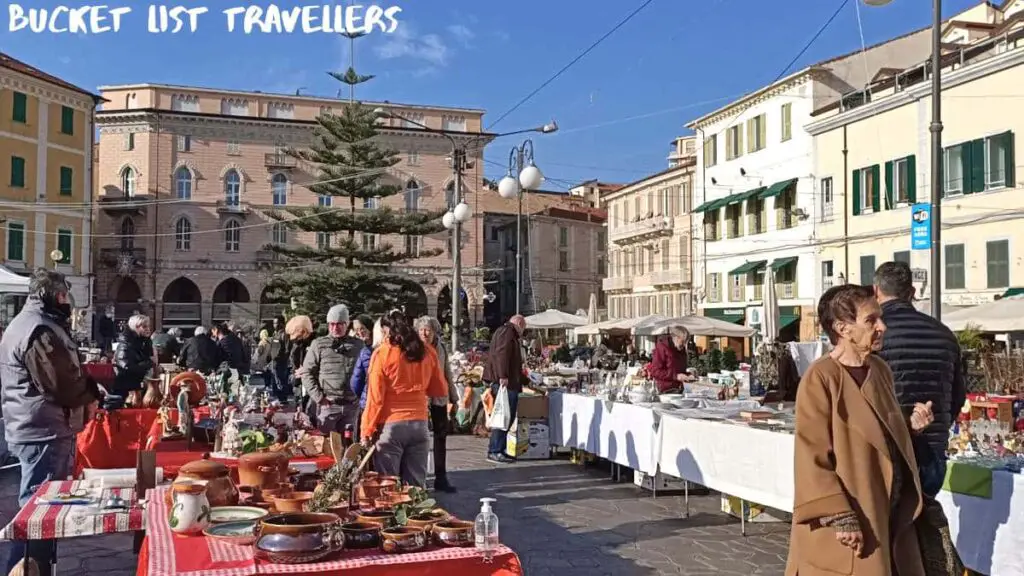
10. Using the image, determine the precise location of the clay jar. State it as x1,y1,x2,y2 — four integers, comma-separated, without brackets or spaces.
167,457,239,508
359,479,396,500
239,452,289,489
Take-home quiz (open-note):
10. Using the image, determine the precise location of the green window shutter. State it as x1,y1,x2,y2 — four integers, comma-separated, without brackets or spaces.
60,106,74,135
7,223,24,260
969,139,986,193
57,230,72,264
59,166,73,196
884,160,894,210
12,92,27,123
906,155,917,202
960,143,972,194
10,156,25,187
852,168,862,216
1001,131,1015,188
871,165,881,212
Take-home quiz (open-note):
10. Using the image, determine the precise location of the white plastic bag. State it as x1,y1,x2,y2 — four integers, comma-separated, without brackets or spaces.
487,385,511,430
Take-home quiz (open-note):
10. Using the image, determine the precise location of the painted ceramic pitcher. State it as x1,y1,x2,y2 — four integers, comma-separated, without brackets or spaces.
169,480,211,535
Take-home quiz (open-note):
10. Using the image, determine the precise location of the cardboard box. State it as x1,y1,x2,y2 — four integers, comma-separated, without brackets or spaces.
633,470,686,492
720,495,786,523
516,394,548,420
507,418,551,460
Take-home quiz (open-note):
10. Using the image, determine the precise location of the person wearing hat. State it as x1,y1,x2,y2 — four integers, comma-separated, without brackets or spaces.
302,304,365,435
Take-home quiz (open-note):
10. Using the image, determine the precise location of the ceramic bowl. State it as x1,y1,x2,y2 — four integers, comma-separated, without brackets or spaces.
431,519,475,548
209,506,268,524
380,526,427,554
405,509,450,532
339,521,381,550
271,491,315,513
373,498,394,511
326,503,351,519
204,520,258,545
355,510,395,529
255,512,343,564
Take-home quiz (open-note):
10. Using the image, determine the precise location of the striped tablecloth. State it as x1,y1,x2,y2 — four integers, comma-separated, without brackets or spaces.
0,480,144,541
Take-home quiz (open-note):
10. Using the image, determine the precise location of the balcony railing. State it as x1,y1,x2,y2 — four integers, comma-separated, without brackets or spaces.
610,216,673,244
265,153,297,168
98,194,150,215
650,268,691,286
216,200,251,216
822,277,835,293
602,276,633,291
777,282,796,299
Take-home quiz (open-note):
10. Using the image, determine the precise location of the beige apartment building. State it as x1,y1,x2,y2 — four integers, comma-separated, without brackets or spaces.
667,135,696,168
808,3,1024,310
93,83,534,329
602,155,697,320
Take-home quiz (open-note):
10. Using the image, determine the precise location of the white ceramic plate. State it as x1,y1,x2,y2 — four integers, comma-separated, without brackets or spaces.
209,506,269,523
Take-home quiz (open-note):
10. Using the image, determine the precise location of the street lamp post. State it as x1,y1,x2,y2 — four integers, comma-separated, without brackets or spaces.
865,0,943,320
497,141,546,316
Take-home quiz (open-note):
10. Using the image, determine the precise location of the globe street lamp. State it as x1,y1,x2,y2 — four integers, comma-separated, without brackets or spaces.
862,0,943,320
498,140,548,315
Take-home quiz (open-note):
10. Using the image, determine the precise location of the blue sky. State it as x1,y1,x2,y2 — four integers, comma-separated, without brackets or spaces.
6,0,979,189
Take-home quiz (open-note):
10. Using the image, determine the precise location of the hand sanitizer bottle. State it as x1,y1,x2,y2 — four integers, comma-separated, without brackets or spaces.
474,497,499,562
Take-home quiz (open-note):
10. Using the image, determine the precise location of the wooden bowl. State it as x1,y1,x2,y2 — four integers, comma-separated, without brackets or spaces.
270,491,315,513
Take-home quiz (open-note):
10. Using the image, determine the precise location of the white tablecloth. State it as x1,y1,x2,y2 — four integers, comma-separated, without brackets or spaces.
936,468,1024,576
548,392,659,474
656,415,795,512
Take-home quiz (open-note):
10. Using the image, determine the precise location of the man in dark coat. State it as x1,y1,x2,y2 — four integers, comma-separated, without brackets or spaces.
113,314,156,398
874,261,966,493
212,322,249,374
482,314,526,463
177,326,220,373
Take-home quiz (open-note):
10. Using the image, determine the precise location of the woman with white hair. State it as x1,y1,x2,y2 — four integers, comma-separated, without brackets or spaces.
113,314,156,398
415,316,459,492
648,325,693,394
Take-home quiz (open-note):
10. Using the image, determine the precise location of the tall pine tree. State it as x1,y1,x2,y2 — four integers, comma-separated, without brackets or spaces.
265,41,445,318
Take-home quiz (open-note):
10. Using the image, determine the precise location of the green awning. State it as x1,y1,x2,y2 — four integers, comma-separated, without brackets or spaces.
759,178,799,199
1002,287,1024,298
779,314,800,328
729,260,767,275
692,198,722,213
703,308,745,324
730,187,766,204
771,256,799,270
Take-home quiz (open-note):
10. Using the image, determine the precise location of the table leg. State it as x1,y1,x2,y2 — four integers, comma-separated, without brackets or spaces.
684,480,690,518
133,530,145,554
740,499,747,536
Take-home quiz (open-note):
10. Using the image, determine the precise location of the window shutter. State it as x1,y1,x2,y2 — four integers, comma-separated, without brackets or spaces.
12,92,27,123
959,143,972,194
10,157,25,187
871,165,881,212
737,128,743,158
852,168,862,216
60,106,74,135
906,155,917,203
759,115,766,149
969,139,985,193
745,120,753,153
59,166,73,196
884,160,894,210
57,231,72,263
1001,131,1015,188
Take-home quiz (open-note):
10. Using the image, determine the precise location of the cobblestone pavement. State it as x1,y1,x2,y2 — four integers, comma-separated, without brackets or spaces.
0,435,789,575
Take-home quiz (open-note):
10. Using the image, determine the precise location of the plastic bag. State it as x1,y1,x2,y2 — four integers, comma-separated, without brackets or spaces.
486,385,511,430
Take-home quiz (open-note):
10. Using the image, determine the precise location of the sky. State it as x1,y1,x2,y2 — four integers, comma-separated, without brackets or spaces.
5,0,981,190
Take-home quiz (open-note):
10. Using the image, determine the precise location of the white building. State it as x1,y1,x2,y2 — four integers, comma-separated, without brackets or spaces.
687,30,935,351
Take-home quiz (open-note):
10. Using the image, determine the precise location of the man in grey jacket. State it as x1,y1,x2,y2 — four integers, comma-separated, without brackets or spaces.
1,269,104,574
303,304,365,435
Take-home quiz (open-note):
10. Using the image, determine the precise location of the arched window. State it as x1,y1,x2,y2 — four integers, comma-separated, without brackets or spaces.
120,167,136,197
119,218,135,250
318,195,332,207
174,217,192,251
174,167,192,200
271,222,288,245
224,169,241,206
271,174,288,206
224,219,241,252
405,180,421,212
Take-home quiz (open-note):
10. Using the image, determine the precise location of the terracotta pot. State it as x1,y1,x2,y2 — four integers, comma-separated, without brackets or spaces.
373,498,394,511
406,509,450,532
142,378,163,409
340,521,380,550
166,457,238,507
355,510,395,529
431,520,475,548
380,526,427,554
327,503,351,519
169,371,207,406
359,479,396,500
378,476,401,486
271,491,314,513
239,452,288,489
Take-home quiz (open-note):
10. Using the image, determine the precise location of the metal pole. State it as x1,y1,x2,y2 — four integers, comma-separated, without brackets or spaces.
451,147,463,352
515,188,523,315
929,0,944,320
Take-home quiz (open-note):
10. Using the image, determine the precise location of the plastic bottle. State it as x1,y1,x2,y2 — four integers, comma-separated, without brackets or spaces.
474,497,499,562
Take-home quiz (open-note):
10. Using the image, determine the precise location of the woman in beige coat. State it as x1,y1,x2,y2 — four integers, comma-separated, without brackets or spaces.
787,284,934,576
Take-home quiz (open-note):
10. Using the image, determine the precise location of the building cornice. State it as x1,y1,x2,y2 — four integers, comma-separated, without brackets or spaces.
0,70,98,111
687,68,818,131
603,164,694,202
806,45,1024,135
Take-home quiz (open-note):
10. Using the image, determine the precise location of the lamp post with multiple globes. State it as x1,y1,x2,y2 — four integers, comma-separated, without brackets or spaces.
497,140,546,316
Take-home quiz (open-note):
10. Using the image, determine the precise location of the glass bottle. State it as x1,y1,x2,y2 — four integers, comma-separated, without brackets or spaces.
342,424,354,449
474,497,499,562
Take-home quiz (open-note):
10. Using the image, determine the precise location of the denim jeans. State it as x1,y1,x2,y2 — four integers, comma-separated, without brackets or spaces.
274,361,291,402
487,383,519,456
6,437,76,575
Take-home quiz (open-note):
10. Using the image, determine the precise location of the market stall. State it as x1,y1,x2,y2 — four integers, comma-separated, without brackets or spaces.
548,392,659,475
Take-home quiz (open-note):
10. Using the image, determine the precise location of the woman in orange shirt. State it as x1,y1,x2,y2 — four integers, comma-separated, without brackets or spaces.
360,311,448,487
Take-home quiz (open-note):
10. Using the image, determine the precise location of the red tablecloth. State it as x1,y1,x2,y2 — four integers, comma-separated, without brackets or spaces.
153,439,334,480
0,480,144,542
138,488,523,576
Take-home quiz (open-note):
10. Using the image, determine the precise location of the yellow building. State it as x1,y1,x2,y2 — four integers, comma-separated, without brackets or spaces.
807,5,1024,311
0,53,99,312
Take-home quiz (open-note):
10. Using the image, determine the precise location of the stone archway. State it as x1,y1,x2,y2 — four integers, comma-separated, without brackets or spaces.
162,277,202,327
212,278,255,326
259,286,288,325
108,277,143,321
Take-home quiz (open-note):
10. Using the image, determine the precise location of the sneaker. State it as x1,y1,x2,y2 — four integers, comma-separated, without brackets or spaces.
486,453,506,464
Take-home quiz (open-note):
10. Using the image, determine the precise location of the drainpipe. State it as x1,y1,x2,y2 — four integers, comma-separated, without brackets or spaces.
842,125,849,279
695,127,706,315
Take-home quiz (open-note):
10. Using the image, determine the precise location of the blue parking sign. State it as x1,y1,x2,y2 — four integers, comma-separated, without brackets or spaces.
911,203,931,250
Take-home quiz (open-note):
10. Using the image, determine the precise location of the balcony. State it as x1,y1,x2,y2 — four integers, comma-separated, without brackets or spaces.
602,276,633,292
98,194,150,216
651,268,691,287
256,250,281,263
265,153,297,169
777,282,797,299
216,200,251,217
98,247,146,272
610,216,673,245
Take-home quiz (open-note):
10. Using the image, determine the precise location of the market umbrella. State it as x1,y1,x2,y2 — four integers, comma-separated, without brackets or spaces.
632,315,757,338
761,265,781,342
942,296,1024,332
0,266,28,294
587,293,598,324
523,309,589,330
576,314,668,336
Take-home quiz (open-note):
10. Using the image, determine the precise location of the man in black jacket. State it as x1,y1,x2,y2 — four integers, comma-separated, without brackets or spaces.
177,326,219,373
873,261,966,462
212,322,250,374
482,315,526,464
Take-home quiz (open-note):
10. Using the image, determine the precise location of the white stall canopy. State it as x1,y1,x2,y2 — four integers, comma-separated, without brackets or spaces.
943,296,1024,332
633,315,758,338
575,314,668,336
524,309,589,330
0,267,28,294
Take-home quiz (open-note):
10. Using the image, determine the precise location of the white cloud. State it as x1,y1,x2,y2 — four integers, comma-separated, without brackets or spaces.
374,26,449,67
447,24,475,47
